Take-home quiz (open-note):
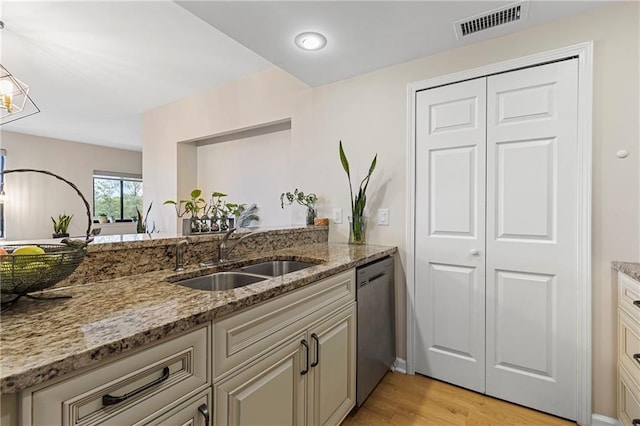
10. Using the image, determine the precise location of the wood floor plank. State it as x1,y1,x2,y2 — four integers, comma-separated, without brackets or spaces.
342,372,576,426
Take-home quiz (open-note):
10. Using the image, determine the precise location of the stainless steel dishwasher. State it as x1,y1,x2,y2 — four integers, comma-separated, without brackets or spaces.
356,255,395,407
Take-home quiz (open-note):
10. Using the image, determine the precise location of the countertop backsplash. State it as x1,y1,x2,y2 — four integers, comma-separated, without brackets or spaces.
17,226,330,289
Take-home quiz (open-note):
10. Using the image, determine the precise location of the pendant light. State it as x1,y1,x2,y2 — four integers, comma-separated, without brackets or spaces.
0,21,40,125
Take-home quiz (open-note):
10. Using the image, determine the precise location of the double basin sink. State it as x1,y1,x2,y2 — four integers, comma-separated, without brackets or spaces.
170,260,318,292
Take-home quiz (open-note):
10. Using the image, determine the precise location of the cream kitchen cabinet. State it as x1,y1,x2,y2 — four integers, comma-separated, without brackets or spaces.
214,304,356,426
618,271,640,426
11,268,357,426
306,303,356,426
142,389,211,426
213,270,356,426
20,324,210,426
213,331,307,425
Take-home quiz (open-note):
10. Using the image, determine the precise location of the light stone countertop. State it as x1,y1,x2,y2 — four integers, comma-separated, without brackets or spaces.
612,261,640,281
0,242,396,395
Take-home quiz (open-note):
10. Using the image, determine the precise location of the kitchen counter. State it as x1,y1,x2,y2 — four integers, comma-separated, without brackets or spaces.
612,261,640,281
0,242,396,395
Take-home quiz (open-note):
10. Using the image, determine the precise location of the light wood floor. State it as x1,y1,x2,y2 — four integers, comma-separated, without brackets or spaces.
342,372,576,425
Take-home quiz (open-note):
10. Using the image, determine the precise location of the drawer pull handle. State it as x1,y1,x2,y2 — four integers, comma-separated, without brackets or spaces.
311,333,320,367
634,353,640,365
634,300,640,309
301,340,310,375
198,403,210,426
102,366,170,406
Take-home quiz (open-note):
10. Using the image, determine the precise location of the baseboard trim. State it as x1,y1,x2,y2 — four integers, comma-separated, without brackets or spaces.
591,414,620,426
392,358,407,374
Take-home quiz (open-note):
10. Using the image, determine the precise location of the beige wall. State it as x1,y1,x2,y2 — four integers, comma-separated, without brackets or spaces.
0,131,142,240
143,2,640,417
196,129,295,226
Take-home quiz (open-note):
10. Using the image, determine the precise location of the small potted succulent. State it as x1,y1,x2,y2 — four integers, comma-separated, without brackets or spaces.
280,189,318,225
97,212,109,224
52,213,73,238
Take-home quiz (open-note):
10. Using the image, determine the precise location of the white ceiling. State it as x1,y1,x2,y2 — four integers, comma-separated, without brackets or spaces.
0,1,613,151
177,1,610,87
0,1,272,151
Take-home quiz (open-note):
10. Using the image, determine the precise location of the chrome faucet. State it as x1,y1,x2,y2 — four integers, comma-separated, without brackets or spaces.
175,239,189,271
219,228,258,262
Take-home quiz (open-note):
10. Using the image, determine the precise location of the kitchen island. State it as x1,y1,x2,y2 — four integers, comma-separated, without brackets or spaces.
1,227,396,425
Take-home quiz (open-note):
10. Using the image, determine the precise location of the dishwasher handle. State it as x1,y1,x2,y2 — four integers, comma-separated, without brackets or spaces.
359,272,386,287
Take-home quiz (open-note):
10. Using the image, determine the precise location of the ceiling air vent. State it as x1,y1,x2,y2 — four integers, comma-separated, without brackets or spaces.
454,1,529,39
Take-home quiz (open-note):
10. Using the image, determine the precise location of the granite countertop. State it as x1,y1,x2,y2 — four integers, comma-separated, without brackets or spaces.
0,242,396,395
612,261,640,281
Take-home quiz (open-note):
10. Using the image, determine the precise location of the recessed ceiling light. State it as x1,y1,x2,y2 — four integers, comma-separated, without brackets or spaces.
294,32,327,51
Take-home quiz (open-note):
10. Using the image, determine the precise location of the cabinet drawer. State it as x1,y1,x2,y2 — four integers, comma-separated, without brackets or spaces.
22,325,210,426
619,365,640,426
140,389,211,426
619,272,640,317
620,309,640,382
213,270,355,380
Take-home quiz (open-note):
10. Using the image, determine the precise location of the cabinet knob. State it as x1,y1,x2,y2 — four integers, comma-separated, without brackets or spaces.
470,249,480,256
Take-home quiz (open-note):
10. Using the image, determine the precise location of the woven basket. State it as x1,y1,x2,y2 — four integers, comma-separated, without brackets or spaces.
0,169,93,305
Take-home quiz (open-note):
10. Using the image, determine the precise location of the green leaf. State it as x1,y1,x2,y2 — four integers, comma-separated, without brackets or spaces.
368,154,377,177
190,189,202,199
211,192,227,198
163,200,177,205
339,141,350,178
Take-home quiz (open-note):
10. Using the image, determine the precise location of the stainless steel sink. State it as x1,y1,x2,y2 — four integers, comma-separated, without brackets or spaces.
237,260,317,277
172,272,267,291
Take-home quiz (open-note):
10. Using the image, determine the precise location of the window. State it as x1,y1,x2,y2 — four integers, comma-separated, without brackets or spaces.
93,171,142,222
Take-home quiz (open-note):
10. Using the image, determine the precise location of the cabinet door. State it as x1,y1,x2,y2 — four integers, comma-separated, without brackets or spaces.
214,333,306,426
140,390,211,426
414,77,487,393
308,304,356,426
618,365,640,426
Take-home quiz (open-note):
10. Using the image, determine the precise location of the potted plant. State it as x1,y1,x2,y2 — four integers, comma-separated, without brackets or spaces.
135,202,156,234
97,212,108,224
280,189,318,225
164,189,207,234
339,141,377,244
209,191,229,231
236,204,260,228
52,213,73,238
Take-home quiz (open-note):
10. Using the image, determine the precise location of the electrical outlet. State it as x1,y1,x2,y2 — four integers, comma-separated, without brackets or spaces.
333,208,343,224
378,209,389,226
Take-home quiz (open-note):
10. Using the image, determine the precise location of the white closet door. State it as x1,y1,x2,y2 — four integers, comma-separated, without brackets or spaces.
414,78,487,392
485,59,579,420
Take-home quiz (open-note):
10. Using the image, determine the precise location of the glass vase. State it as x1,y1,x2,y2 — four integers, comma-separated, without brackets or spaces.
348,213,366,245
190,217,200,233
219,214,229,231
306,206,317,226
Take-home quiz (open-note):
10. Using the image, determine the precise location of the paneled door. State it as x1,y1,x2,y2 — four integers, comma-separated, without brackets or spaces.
414,78,487,393
485,59,579,420
414,58,579,420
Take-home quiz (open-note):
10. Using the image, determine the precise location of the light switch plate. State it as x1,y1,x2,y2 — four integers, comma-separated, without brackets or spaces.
378,209,389,226
333,208,343,224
